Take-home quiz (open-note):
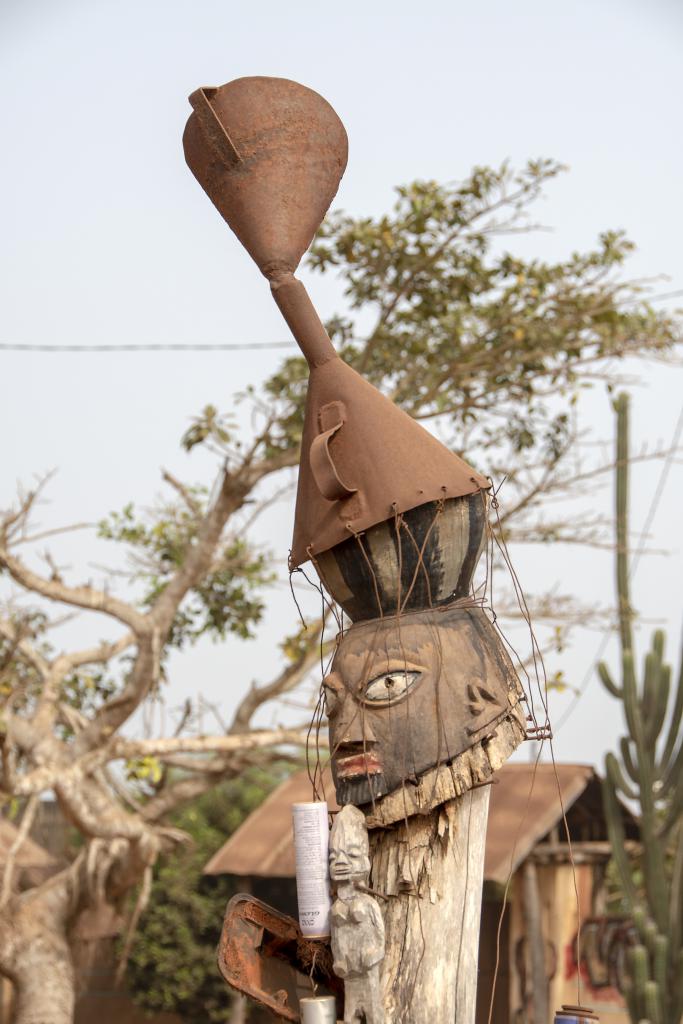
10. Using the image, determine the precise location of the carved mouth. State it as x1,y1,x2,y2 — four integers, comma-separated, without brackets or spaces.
335,771,388,807
336,752,383,778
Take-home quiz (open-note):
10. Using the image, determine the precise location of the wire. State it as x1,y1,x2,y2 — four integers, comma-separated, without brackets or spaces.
4,285,680,352
555,399,683,732
0,341,296,352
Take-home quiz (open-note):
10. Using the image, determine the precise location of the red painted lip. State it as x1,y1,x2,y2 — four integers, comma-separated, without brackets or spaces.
337,753,383,778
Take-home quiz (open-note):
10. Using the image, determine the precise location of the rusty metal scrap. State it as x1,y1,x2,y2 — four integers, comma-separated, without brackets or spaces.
288,349,489,568
217,894,341,1021
183,76,488,569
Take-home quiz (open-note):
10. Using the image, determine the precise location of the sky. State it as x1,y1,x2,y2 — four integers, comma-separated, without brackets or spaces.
1,0,682,767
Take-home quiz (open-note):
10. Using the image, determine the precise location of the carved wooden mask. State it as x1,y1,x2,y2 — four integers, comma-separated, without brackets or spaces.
324,605,522,807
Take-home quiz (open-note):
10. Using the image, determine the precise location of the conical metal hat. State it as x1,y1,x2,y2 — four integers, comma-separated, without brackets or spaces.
183,76,348,279
290,355,489,568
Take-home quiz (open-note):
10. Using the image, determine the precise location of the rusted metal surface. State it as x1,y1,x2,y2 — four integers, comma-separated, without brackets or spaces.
289,346,489,568
184,77,347,282
184,76,488,569
554,1006,599,1022
217,894,341,1021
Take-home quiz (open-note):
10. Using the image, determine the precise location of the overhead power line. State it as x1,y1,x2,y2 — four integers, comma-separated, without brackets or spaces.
0,341,296,353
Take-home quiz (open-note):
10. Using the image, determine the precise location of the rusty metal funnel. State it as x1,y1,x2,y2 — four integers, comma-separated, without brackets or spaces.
183,76,489,575
183,77,348,281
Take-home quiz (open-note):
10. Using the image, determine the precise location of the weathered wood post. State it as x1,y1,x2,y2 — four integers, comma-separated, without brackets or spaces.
182,76,527,1022
366,736,524,1021
522,857,549,1024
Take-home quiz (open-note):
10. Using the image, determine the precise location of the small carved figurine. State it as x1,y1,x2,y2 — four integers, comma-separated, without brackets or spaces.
329,806,385,1024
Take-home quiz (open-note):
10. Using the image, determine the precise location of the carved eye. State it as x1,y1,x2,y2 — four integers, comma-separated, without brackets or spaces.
362,670,420,706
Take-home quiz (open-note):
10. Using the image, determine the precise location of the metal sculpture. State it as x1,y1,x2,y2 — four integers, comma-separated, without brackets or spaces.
183,75,527,819
329,806,385,1023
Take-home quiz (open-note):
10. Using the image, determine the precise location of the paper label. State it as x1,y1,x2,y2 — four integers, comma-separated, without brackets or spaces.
292,801,331,938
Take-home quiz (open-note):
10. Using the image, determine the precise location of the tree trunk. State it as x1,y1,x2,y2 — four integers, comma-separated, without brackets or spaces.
11,936,74,1024
1,890,76,1024
369,786,490,1024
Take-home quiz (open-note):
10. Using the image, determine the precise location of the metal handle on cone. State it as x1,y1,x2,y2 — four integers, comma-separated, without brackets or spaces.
188,88,242,166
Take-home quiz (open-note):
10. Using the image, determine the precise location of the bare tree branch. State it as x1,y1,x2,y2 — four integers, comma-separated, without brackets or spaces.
0,546,147,632
0,794,39,907
0,618,50,680
111,728,319,761
141,748,304,822
33,632,136,730
74,629,159,754
0,477,51,541
115,864,152,985
12,728,321,796
13,523,94,547
149,452,294,636
57,633,135,674
230,618,327,733
161,469,202,514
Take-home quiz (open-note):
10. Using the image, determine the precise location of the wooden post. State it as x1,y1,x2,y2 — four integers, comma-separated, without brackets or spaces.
369,787,490,1024
522,858,548,1024
363,710,525,1024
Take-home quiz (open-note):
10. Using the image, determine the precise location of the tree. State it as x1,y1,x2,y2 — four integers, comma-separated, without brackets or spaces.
0,160,679,1023
127,765,291,1023
598,394,683,1024
0,461,324,1023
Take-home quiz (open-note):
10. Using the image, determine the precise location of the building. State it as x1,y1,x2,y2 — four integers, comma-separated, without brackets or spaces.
205,763,638,1023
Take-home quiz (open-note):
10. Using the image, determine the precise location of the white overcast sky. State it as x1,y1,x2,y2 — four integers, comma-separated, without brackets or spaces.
1,0,682,765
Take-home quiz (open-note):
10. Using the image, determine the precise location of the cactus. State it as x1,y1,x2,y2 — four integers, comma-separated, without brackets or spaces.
597,393,683,1024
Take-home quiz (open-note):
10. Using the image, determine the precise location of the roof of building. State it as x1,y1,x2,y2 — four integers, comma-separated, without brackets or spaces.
204,761,615,885
483,762,595,883
204,768,338,878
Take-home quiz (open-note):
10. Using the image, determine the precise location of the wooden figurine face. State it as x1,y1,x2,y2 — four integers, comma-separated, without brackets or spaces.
324,605,520,807
329,805,371,885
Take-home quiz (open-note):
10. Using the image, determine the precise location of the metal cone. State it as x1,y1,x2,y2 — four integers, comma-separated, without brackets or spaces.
183,76,348,279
